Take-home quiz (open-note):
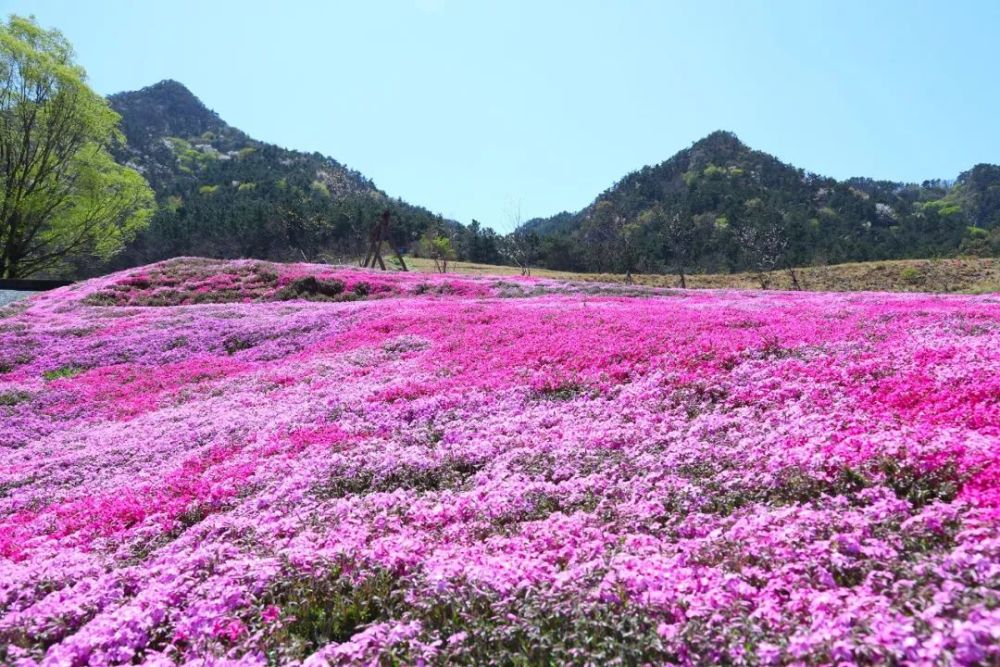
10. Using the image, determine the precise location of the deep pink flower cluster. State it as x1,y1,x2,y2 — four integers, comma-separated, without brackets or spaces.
1,259,998,665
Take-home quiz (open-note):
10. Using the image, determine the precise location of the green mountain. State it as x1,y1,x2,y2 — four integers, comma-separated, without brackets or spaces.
101,80,447,272
99,85,999,279
525,131,1000,273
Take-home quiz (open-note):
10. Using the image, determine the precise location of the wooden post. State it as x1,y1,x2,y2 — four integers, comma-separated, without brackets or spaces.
373,237,387,270
361,210,400,271
395,248,408,271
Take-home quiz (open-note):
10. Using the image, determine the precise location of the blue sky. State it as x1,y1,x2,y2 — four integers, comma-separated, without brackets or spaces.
4,0,1000,231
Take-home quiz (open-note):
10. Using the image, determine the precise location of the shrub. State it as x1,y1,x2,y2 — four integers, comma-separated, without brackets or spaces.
900,265,922,284
276,276,346,301
43,365,84,381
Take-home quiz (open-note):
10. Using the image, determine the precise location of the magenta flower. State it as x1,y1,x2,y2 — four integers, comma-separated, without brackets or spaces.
0,258,996,665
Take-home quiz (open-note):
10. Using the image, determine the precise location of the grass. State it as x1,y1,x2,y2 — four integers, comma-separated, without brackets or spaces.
402,256,1000,293
42,365,85,381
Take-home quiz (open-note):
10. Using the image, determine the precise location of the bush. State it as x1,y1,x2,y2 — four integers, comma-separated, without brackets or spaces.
43,365,84,381
276,276,346,301
900,265,922,285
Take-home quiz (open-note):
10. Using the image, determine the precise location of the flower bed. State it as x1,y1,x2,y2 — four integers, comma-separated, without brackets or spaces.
1,259,998,665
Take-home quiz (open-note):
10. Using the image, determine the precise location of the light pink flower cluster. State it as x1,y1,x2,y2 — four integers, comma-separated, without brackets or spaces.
1,258,997,665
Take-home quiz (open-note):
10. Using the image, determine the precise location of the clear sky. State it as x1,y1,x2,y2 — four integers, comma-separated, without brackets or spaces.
3,0,1000,231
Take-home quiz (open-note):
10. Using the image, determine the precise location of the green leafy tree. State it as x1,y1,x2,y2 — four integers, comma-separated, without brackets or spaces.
418,227,456,273
456,219,502,264
580,201,618,272
0,15,154,278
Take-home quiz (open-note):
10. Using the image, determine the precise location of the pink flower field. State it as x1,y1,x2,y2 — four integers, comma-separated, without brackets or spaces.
1,257,998,666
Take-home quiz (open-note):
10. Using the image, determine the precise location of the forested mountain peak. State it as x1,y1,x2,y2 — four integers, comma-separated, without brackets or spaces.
686,130,752,161
524,131,1000,273
107,80,374,196
109,79,230,143
602,130,808,205
97,80,449,273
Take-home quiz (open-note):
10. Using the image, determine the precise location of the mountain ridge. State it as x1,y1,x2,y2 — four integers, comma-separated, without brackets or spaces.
523,130,1000,273
100,80,1000,277
100,79,448,273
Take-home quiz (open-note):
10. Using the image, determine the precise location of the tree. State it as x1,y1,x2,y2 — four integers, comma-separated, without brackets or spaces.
580,201,618,273
503,203,538,276
456,219,501,264
644,206,705,288
536,232,584,271
0,15,154,278
617,221,642,284
736,210,789,289
958,226,1000,258
418,227,455,272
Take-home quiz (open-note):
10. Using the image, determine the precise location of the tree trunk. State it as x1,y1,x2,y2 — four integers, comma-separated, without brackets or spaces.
394,248,408,271
678,268,686,289
371,239,386,270
787,267,802,290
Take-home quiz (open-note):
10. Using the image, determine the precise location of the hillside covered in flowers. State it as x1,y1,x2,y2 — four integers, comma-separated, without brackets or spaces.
1,258,998,665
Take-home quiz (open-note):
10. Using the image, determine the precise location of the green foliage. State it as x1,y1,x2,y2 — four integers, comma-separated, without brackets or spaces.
525,131,1000,275
55,66,1000,280
703,163,726,178
313,458,482,499
900,265,922,284
453,219,502,264
258,567,401,660
417,227,457,272
923,199,962,218
872,456,960,508
43,365,83,381
89,80,450,274
958,225,1000,257
0,15,155,278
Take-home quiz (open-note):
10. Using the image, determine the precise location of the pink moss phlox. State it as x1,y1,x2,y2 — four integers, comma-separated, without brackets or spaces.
0,258,997,665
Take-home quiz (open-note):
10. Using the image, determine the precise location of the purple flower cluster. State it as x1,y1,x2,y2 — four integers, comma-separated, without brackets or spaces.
0,258,997,665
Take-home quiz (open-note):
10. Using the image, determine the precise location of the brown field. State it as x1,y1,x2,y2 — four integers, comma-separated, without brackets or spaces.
402,256,1000,293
